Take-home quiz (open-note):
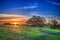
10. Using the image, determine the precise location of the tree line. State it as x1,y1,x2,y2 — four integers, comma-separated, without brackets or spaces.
26,15,60,28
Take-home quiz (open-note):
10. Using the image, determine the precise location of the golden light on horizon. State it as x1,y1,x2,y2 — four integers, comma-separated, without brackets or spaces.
14,22,17,25
0,14,28,25
10,22,20,28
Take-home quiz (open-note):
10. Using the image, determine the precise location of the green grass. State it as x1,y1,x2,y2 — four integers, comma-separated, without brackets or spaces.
0,25,60,40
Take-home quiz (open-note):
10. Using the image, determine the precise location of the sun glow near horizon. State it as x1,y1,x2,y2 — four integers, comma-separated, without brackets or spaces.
0,14,29,25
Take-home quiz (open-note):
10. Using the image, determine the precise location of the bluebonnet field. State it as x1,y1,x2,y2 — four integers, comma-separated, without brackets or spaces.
0,25,60,40
0,0,60,40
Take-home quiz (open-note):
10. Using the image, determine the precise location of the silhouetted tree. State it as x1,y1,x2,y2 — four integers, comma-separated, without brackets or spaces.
26,15,45,27
3,23,11,25
51,19,58,28
56,23,60,28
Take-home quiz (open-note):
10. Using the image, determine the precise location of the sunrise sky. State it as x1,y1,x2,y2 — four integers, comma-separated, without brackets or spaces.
0,0,60,21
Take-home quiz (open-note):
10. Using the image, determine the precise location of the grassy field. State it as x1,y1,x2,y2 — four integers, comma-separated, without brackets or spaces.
0,25,60,40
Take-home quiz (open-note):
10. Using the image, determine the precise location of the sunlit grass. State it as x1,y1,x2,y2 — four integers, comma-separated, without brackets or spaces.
41,27,60,32
0,25,60,40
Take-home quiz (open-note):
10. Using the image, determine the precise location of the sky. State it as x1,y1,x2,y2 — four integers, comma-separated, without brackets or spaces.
0,0,60,20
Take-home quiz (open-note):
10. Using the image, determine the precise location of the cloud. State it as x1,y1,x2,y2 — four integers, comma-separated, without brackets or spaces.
2,6,38,16
22,6,38,9
30,12,60,20
13,6,38,9
30,12,53,17
0,14,27,17
48,1,60,5
0,14,29,21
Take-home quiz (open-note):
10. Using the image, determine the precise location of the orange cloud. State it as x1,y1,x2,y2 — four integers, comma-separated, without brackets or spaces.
0,14,29,21
0,14,29,25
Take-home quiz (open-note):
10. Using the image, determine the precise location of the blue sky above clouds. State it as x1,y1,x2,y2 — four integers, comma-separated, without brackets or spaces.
0,0,60,20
